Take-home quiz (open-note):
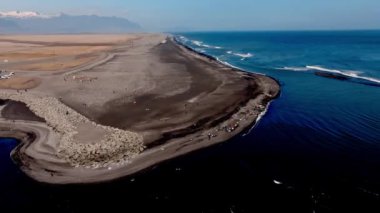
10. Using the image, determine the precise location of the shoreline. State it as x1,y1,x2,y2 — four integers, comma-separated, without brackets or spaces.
0,34,280,184
172,35,282,93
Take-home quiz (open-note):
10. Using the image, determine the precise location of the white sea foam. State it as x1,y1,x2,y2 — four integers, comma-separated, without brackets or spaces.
227,51,254,60
190,40,223,49
195,48,206,53
242,101,272,137
192,40,203,46
201,44,222,49
216,57,241,70
177,36,191,44
278,65,380,85
234,53,253,58
277,66,309,71
306,65,380,84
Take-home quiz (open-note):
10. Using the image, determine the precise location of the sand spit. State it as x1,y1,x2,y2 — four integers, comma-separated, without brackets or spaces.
0,34,280,184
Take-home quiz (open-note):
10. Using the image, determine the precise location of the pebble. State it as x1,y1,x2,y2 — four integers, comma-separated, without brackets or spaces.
0,92,144,168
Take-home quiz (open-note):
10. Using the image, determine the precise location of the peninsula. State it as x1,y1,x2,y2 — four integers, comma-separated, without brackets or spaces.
0,34,280,184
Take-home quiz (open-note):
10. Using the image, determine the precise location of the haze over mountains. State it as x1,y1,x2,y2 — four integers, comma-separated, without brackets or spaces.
0,11,142,33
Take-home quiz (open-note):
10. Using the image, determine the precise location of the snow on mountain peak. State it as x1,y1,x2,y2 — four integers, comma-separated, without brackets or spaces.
0,11,51,19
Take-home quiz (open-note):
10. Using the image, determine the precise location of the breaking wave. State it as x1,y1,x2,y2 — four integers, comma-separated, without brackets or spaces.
278,65,380,86
190,40,222,49
276,66,309,71
306,66,380,85
227,51,254,60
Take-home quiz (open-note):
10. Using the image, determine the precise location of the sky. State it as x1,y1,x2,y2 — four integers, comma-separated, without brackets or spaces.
1,0,379,31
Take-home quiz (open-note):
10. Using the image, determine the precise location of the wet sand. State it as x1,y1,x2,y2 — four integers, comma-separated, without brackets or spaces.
1,100,45,122
0,34,280,184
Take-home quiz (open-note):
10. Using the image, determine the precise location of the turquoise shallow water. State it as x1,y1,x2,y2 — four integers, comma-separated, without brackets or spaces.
1,31,380,212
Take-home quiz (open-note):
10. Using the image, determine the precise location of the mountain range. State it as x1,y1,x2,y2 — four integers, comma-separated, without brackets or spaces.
0,11,142,33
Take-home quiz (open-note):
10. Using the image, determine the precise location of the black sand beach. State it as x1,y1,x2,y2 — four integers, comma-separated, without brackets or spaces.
0,34,280,183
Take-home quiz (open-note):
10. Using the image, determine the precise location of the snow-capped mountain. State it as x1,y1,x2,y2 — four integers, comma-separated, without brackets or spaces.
0,11,142,33
0,11,51,19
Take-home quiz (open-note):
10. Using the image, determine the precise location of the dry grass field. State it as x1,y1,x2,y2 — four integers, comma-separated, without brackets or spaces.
0,77,41,90
0,34,138,71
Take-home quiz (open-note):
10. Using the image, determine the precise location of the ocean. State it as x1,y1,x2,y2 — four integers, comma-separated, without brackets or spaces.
1,31,380,212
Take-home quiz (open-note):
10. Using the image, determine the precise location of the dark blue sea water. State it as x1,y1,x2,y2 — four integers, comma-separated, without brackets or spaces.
1,31,380,212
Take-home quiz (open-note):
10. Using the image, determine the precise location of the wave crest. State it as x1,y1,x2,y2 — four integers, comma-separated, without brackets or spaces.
190,40,223,49
227,51,254,60
277,67,309,71
279,65,380,86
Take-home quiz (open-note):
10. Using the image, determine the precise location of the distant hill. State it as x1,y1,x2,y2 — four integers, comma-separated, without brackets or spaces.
0,11,142,34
